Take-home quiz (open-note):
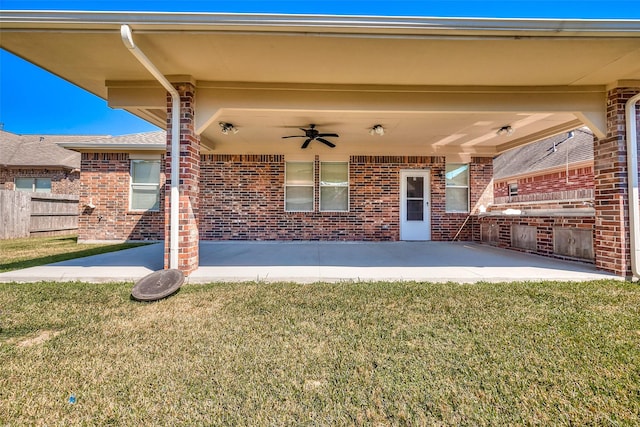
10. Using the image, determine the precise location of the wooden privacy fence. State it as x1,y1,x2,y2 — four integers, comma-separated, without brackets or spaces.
0,190,79,239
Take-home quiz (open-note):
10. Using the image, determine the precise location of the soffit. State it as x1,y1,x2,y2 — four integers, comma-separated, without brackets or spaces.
1,11,639,155
2,29,640,97
2,12,640,96
202,110,579,156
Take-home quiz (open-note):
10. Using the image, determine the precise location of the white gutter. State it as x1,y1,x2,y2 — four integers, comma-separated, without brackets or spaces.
120,24,179,270
626,91,640,279
3,11,640,38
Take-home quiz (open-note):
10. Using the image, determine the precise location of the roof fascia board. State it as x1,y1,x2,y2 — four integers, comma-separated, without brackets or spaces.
4,164,71,170
194,81,608,93
2,11,640,37
58,142,165,152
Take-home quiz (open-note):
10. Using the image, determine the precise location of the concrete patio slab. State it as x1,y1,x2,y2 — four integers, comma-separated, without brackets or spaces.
0,241,619,284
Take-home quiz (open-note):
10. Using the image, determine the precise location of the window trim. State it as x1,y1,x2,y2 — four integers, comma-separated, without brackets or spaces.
445,163,470,213
129,159,161,212
508,182,518,198
319,161,349,212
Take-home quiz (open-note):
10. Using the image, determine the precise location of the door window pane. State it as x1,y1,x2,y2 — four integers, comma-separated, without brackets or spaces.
407,199,424,221
405,175,424,220
406,176,424,198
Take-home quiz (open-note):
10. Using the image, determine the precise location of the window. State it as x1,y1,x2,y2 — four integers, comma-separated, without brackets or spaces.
285,162,314,211
445,163,469,212
320,162,349,211
15,177,51,193
130,160,161,211
285,160,350,212
508,182,518,198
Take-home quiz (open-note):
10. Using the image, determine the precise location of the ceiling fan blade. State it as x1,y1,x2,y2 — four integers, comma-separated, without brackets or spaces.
301,138,313,149
317,133,339,138
282,135,305,139
317,138,336,148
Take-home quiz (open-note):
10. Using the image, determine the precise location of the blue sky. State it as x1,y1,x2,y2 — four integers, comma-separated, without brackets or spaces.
1,1,639,136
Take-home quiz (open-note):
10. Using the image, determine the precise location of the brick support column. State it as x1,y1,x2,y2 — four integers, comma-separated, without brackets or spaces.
593,86,640,277
164,82,200,275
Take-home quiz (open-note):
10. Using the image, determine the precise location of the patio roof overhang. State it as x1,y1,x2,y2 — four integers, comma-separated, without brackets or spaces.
1,11,640,156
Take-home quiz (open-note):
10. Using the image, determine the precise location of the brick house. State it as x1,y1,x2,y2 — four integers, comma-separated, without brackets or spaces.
1,11,638,279
478,128,597,263
493,127,594,203
0,129,101,194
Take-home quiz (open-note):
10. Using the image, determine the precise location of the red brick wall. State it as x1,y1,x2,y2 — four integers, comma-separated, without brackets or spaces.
198,155,493,241
0,168,79,194
164,82,200,273
593,87,640,276
474,215,595,262
77,152,493,242
494,166,594,199
78,153,165,242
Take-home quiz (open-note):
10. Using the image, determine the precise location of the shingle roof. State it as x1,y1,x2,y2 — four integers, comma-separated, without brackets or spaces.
1,130,166,169
59,130,166,150
493,127,594,180
0,130,104,169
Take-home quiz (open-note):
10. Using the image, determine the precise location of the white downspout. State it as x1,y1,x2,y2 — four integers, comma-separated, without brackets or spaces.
120,24,179,270
626,91,640,279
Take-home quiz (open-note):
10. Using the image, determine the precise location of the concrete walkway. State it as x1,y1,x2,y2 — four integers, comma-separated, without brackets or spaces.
0,241,619,283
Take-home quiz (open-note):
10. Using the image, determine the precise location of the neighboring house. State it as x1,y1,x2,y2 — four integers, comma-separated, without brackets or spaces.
60,131,167,241
2,11,639,278
0,129,104,195
478,128,597,263
493,127,594,203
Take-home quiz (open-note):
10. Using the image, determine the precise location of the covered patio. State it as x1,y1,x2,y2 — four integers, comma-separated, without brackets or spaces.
0,241,617,283
1,11,639,279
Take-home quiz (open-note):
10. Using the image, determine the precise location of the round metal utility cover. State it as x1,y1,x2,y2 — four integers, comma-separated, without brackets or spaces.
131,269,184,302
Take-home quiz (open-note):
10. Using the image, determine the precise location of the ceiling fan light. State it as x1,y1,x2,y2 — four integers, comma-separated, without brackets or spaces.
496,125,513,136
370,124,384,136
219,122,238,135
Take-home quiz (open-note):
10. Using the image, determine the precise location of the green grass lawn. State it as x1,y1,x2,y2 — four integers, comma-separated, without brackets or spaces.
0,235,148,273
1,280,638,425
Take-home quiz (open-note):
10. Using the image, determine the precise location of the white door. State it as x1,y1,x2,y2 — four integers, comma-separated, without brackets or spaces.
400,170,431,240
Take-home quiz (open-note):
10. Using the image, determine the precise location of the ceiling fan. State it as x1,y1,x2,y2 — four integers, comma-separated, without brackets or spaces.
282,124,339,149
